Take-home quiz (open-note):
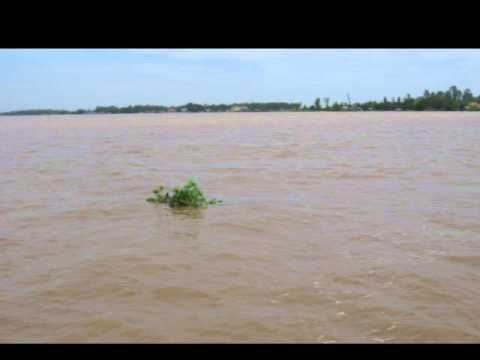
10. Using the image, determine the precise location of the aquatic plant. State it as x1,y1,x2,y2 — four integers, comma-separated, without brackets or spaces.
146,178,222,208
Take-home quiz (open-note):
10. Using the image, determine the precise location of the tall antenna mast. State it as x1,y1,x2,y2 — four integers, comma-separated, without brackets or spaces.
347,94,352,108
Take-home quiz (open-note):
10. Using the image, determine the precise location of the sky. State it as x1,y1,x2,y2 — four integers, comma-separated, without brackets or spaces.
1,49,480,112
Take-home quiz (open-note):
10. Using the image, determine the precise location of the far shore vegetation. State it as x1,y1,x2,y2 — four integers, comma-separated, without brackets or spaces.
2,86,480,116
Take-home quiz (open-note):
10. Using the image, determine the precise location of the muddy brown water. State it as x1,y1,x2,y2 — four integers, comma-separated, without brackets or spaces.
1,112,480,342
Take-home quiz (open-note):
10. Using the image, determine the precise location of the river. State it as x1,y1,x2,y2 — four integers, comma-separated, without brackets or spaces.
1,112,479,342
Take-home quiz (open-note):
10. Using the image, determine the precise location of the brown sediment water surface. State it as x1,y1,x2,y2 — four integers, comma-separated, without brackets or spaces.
1,112,480,342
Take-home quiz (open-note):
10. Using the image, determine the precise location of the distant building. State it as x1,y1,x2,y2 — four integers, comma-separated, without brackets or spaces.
230,105,248,112
180,108,188,112
467,101,480,111
167,107,176,112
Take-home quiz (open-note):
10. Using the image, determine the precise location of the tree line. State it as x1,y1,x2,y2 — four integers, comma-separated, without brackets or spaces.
1,102,302,115
2,86,479,115
94,102,302,113
305,86,480,112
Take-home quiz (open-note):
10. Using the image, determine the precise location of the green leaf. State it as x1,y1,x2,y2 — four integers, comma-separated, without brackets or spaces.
146,178,222,208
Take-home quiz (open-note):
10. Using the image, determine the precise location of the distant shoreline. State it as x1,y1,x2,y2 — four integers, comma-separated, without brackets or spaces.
2,86,480,115
2,110,480,117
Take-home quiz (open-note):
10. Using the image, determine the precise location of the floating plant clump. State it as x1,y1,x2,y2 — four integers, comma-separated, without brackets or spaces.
146,178,222,208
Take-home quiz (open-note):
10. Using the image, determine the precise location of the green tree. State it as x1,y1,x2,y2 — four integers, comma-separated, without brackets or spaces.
323,97,330,110
462,89,474,108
